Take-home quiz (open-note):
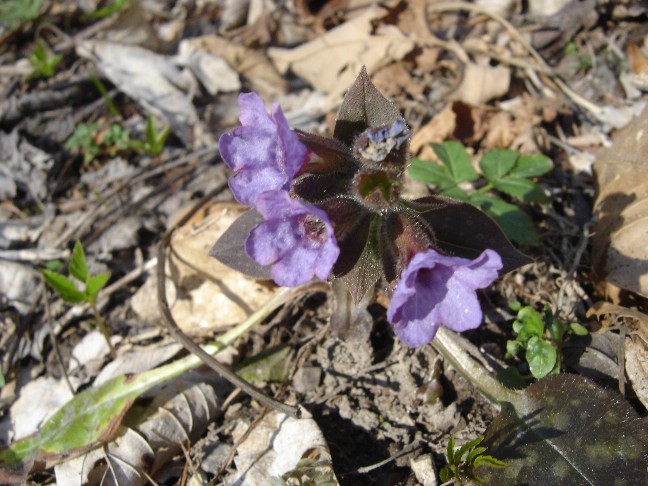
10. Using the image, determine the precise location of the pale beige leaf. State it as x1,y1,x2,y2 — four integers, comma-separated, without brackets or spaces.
267,5,414,102
453,63,510,106
625,336,648,409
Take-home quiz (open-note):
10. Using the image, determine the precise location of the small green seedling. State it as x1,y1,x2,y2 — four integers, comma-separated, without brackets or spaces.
27,43,62,78
103,123,131,155
83,0,130,21
505,302,588,380
129,116,171,156
440,435,507,484
0,364,5,388
0,0,42,28
66,123,101,163
42,241,114,357
408,142,552,246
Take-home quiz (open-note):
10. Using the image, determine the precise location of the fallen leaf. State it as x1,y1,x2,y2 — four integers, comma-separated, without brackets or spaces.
182,34,287,97
453,62,510,106
131,203,278,335
177,39,241,95
410,103,457,157
625,335,648,409
268,5,414,102
592,104,648,300
76,41,204,146
230,409,337,485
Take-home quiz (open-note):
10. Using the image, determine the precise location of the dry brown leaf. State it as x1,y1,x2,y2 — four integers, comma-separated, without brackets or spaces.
410,103,456,157
131,203,277,335
267,5,414,102
592,105,648,300
183,34,287,97
453,63,510,107
372,63,424,100
586,301,648,408
626,42,648,92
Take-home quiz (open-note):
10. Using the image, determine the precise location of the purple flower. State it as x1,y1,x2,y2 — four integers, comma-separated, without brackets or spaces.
245,190,340,287
219,92,308,206
387,249,503,348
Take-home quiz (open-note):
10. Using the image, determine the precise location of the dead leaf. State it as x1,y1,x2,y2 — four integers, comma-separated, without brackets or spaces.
93,0,164,51
626,42,648,92
183,34,287,97
230,409,337,485
267,5,414,102
131,203,278,335
177,39,241,95
372,62,424,100
410,103,457,157
625,335,648,408
76,41,203,146
592,104,648,300
453,62,510,106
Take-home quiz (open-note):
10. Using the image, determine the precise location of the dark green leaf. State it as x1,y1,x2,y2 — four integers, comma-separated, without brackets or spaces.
473,455,508,469
465,447,488,468
492,176,547,203
469,193,539,246
446,435,456,464
526,337,557,379
456,436,484,462
439,465,454,482
496,366,529,389
440,186,470,200
408,158,456,190
69,240,88,283
505,340,523,359
86,273,110,302
510,154,552,178
42,269,87,304
481,374,648,485
432,141,479,183
479,149,518,180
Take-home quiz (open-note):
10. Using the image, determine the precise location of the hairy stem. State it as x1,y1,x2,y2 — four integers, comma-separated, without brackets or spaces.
432,327,520,407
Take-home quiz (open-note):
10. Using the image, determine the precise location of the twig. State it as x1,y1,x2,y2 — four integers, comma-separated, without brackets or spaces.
343,441,422,476
156,185,301,419
90,301,116,359
42,282,74,394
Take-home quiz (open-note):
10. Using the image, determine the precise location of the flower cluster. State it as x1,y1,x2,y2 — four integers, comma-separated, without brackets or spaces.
213,69,530,347
219,92,339,287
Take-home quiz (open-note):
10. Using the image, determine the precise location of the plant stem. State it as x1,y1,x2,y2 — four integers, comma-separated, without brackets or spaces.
432,327,520,407
91,301,116,358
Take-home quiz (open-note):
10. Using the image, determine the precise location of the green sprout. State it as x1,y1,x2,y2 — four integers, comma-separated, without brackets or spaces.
408,142,552,246
440,435,507,484
27,43,62,78
129,116,171,156
0,0,42,28
65,123,101,164
42,241,114,357
82,0,131,21
503,302,589,380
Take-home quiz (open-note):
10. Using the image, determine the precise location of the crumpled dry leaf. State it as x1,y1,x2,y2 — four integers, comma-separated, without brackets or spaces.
410,103,457,157
92,0,164,51
76,40,205,146
586,301,648,408
131,203,277,335
177,39,241,95
230,409,337,485
268,5,414,103
453,62,511,106
182,34,287,97
54,381,219,486
592,104,648,300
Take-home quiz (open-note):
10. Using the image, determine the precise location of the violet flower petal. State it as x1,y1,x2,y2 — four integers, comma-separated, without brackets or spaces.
387,249,502,348
218,92,308,206
245,191,340,287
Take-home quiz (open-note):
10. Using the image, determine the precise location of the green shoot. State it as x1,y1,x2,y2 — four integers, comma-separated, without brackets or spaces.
0,0,42,28
42,241,113,357
408,142,552,246
503,302,589,380
0,364,5,388
27,43,62,78
82,0,131,21
440,435,507,484
104,123,131,155
65,123,101,163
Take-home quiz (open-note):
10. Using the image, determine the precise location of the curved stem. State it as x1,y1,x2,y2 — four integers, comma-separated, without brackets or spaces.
432,327,520,407
91,300,116,358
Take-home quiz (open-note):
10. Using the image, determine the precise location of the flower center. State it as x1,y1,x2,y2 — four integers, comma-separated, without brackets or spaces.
302,215,328,243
